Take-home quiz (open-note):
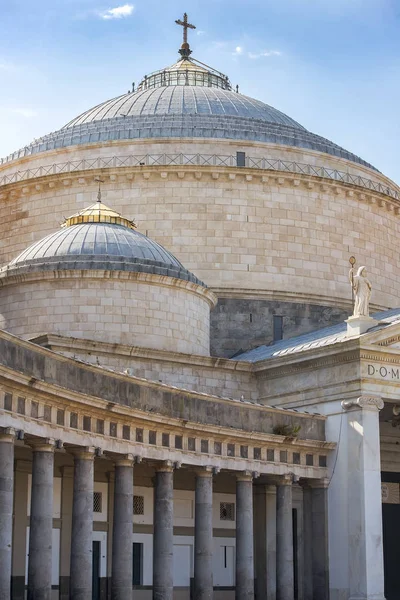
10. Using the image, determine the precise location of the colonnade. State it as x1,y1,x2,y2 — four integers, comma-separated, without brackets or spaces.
0,431,329,600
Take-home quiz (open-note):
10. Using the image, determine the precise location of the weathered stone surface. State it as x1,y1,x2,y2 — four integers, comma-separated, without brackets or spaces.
0,332,326,440
211,298,348,358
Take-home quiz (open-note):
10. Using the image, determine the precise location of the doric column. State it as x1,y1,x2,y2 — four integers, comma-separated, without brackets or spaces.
0,428,15,600
27,439,56,600
236,471,254,600
301,483,313,600
342,396,385,600
59,466,74,600
194,468,213,600
254,485,267,600
266,485,277,600
153,462,174,600
111,455,134,600
253,484,277,600
276,474,294,600
70,447,95,600
311,480,329,600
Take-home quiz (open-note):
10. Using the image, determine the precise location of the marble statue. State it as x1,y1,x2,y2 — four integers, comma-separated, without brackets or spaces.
349,266,372,317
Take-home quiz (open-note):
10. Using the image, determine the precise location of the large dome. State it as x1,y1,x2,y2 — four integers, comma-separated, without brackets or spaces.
2,201,204,286
1,52,377,171
64,86,304,129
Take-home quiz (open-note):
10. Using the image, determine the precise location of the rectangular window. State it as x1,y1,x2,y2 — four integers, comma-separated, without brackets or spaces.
31,401,39,418
110,422,117,437
254,447,261,460
175,435,183,449
319,455,327,468
136,428,143,443
97,419,104,435
83,416,91,432
220,502,235,521
201,439,209,453
70,412,78,429
132,542,143,585
133,495,144,515
162,433,170,447
273,315,283,342
4,393,12,411
227,444,235,457
240,445,248,458
17,397,25,415
149,431,157,445
267,449,275,461
43,406,52,422
188,437,196,451
122,425,130,440
293,452,301,465
280,450,288,463
93,492,102,513
57,409,65,426
236,151,246,167
214,441,222,455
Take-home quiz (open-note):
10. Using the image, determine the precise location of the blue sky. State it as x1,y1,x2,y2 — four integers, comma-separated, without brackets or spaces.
1,0,399,182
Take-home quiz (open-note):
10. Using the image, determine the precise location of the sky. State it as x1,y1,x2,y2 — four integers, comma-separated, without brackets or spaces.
1,0,400,182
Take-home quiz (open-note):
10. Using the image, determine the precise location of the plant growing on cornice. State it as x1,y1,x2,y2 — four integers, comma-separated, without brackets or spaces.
272,423,301,438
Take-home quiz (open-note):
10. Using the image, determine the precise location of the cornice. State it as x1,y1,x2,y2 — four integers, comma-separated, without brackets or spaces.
0,268,217,307
0,329,326,422
0,367,330,450
32,333,254,373
0,162,399,213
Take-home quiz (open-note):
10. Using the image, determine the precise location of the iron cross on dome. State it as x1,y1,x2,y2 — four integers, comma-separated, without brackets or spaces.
175,13,196,57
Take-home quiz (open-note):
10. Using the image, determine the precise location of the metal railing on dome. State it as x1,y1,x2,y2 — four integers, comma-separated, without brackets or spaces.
0,153,398,201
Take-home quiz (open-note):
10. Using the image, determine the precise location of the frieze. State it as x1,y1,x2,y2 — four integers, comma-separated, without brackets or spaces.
362,361,400,380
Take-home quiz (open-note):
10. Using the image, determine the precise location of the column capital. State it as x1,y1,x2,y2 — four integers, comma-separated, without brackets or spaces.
115,454,135,468
69,446,96,460
195,466,214,478
0,427,16,443
27,438,56,453
342,395,384,412
236,470,253,482
155,460,174,473
269,473,294,486
300,477,330,489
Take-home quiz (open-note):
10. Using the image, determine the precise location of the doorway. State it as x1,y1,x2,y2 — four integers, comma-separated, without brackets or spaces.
92,540,100,600
381,472,400,600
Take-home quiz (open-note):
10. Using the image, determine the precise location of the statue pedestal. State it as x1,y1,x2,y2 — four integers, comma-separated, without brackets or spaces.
345,315,377,337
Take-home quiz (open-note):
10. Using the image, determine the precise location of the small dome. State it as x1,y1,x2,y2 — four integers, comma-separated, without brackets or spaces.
3,201,204,286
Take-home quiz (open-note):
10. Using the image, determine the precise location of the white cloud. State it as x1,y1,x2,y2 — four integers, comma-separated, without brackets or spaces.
196,30,206,36
248,50,282,59
100,4,134,20
11,108,38,118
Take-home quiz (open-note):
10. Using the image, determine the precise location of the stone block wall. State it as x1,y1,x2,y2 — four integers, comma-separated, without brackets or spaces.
211,298,349,357
0,164,399,312
0,273,211,355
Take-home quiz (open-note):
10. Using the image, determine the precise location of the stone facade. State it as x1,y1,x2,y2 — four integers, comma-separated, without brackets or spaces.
0,141,399,318
0,271,215,355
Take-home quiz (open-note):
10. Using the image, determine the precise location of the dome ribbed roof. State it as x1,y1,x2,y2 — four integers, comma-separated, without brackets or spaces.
63,86,304,129
3,202,204,286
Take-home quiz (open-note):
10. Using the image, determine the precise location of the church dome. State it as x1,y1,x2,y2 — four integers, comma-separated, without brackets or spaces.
1,27,377,171
3,200,204,286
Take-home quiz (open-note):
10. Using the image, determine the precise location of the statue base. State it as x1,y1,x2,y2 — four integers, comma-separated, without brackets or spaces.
345,315,377,337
